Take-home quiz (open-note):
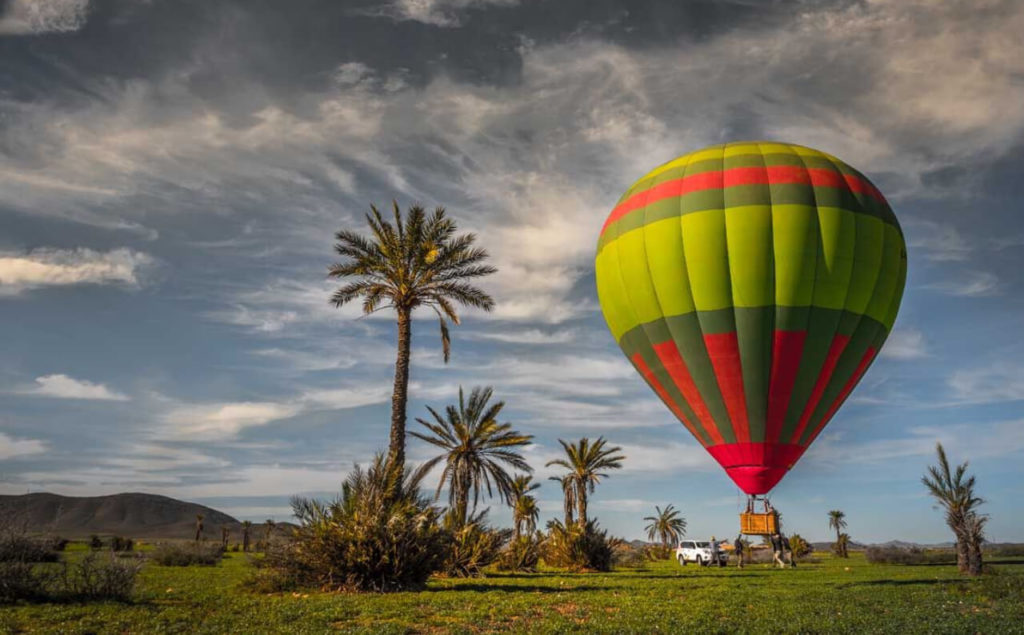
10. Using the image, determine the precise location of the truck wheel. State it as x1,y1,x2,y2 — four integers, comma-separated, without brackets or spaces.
696,556,704,567
678,555,686,566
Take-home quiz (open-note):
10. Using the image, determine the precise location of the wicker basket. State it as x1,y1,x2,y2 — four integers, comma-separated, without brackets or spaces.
740,511,779,536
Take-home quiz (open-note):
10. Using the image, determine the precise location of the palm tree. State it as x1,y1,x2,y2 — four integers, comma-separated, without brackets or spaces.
412,386,532,526
194,513,204,543
922,443,985,574
264,519,276,546
963,512,987,575
644,504,687,549
546,437,625,527
329,203,496,474
827,510,847,558
221,526,230,549
549,474,576,527
242,520,252,553
510,474,540,540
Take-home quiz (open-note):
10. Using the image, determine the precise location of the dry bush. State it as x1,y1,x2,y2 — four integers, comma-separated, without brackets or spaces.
442,511,510,578
542,520,620,572
151,542,224,566
497,533,543,572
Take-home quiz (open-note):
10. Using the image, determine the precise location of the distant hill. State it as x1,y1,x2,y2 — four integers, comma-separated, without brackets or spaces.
0,492,251,540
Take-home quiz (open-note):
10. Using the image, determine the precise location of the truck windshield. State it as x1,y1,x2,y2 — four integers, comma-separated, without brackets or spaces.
695,542,709,547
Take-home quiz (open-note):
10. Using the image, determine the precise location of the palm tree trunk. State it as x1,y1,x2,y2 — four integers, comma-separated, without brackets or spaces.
576,487,587,528
956,535,970,573
387,307,412,474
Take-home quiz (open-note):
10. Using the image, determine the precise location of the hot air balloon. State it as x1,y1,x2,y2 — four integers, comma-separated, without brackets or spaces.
595,142,906,516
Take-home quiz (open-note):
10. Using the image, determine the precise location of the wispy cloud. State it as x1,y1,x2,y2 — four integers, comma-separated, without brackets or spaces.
948,364,1024,404
0,248,153,296
924,270,1001,297
361,0,518,27
163,402,302,441
24,374,129,401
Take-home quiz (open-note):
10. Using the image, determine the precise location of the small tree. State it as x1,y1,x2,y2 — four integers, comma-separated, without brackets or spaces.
789,534,812,558
546,437,625,527
264,519,276,546
922,443,986,575
827,510,848,558
242,521,252,553
221,526,230,549
643,505,687,551
510,475,540,541
194,514,204,543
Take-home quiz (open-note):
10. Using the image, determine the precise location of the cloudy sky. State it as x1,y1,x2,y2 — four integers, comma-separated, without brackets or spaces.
1,0,1022,543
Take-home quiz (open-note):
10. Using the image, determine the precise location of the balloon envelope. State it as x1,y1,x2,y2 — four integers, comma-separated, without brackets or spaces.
595,142,906,495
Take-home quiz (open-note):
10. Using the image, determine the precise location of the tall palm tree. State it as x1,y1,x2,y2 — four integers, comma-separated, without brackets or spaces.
644,504,687,549
827,510,847,557
510,474,540,540
922,443,985,574
330,203,496,474
412,386,532,526
546,437,625,527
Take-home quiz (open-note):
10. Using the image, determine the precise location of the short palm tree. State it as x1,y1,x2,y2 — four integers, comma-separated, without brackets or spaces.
194,513,204,543
242,520,252,552
644,504,687,549
412,386,532,526
329,203,496,474
549,474,576,527
264,519,276,544
546,437,625,527
510,474,540,540
827,510,847,557
922,443,985,574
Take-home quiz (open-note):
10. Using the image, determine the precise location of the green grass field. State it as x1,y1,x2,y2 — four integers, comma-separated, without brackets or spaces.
2,551,1023,634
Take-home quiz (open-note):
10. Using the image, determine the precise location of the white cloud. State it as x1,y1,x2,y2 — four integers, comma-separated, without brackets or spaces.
903,217,972,262
0,248,153,296
464,328,577,345
924,270,1001,297
0,0,88,35
26,374,129,401
0,432,47,460
164,402,302,441
880,328,929,360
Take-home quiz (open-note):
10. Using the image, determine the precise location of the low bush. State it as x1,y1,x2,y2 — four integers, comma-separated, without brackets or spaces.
0,561,51,602
0,533,60,563
542,520,620,572
260,454,448,592
643,544,672,561
58,553,141,601
610,543,646,568
89,535,104,550
441,511,509,578
988,544,1024,557
109,536,134,552
497,533,543,572
865,545,956,565
151,542,224,566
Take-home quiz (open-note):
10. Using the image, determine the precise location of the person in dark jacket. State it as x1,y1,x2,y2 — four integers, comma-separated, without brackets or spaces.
770,533,786,568
733,534,745,568
781,534,797,568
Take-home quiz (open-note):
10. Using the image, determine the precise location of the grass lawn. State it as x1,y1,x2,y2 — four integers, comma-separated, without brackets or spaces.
2,551,1023,634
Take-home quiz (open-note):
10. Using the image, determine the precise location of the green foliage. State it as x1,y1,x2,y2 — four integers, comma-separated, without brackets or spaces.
88,535,104,551
329,203,497,362
109,536,134,552
442,511,510,578
789,534,812,558
496,533,543,573
0,562,49,602
546,437,625,526
833,533,850,558
412,385,533,526
542,519,620,572
151,543,224,566
262,454,448,592
643,504,686,548
0,553,140,604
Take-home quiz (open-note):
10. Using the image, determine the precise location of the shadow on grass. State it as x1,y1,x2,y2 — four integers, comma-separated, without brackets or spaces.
838,579,965,589
427,583,614,594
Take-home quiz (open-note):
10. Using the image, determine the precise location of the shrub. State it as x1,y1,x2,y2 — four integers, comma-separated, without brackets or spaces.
542,520,620,572
260,454,448,592
789,534,813,559
442,511,509,578
59,553,141,601
865,545,956,565
611,543,646,568
497,533,543,572
89,535,104,551
0,533,60,563
151,542,224,566
109,536,134,552
0,562,51,602
643,544,672,561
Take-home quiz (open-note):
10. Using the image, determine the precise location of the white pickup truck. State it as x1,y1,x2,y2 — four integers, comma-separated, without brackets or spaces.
675,540,728,567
